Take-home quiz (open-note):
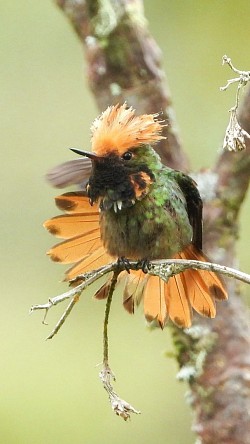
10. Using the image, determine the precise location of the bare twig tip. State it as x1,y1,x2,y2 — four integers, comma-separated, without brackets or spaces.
99,365,141,420
221,55,250,151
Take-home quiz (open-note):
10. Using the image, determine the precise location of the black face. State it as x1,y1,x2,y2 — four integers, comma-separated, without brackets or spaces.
87,153,154,210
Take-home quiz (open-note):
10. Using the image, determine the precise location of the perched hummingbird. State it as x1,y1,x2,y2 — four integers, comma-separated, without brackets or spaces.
44,103,227,328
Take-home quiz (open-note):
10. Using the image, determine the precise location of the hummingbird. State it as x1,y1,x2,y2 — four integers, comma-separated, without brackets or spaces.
44,103,227,328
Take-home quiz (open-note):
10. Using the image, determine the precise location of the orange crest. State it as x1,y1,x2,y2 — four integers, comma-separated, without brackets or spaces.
91,103,166,156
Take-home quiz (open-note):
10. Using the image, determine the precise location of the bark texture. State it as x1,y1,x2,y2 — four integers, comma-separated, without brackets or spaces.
56,0,187,170
55,1,250,442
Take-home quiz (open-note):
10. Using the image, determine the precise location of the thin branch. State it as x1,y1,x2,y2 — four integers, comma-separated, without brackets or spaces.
102,270,119,366
46,293,80,340
30,258,250,337
30,263,114,313
148,259,250,284
99,270,140,420
30,264,114,339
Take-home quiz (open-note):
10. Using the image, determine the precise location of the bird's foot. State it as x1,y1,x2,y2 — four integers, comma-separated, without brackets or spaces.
117,257,131,274
136,259,150,274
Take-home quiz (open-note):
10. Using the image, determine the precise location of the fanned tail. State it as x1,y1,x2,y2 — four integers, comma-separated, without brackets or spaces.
44,192,114,283
124,245,227,328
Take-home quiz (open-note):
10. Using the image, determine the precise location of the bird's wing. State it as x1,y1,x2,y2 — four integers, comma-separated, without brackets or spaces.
170,170,203,250
46,158,92,189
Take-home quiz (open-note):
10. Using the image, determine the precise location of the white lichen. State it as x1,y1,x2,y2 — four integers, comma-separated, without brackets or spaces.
110,82,122,96
177,365,197,381
223,107,250,152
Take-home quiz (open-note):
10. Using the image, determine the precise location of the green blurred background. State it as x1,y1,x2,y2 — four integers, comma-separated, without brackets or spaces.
1,1,250,443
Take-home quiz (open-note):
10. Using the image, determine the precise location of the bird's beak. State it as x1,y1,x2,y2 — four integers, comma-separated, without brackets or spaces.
70,148,102,161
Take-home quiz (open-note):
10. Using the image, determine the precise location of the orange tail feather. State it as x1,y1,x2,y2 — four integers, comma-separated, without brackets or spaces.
55,192,99,214
162,244,227,325
123,269,148,314
46,231,103,264
143,275,168,328
94,273,114,300
44,214,100,239
65,247,114,281
127,244,227,328
44,192,113,280
176,245,228,301
164,274,192,328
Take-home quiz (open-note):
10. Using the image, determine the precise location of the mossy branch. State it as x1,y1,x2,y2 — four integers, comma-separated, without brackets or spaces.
55,0,188,171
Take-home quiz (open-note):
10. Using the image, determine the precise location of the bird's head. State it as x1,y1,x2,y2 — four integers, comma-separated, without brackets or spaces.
71,103,166,211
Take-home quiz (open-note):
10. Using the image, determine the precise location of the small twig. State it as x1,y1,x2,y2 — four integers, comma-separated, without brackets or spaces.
30,288,79,315
102,270,119,366
30,263,115,338
220,55,250,151
99,365,140,421
46,293,80,340
99,270,141,420
220,55,250,94
30,264,115,314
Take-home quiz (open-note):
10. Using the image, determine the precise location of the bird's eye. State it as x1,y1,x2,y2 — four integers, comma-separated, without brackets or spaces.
122,151,133,161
